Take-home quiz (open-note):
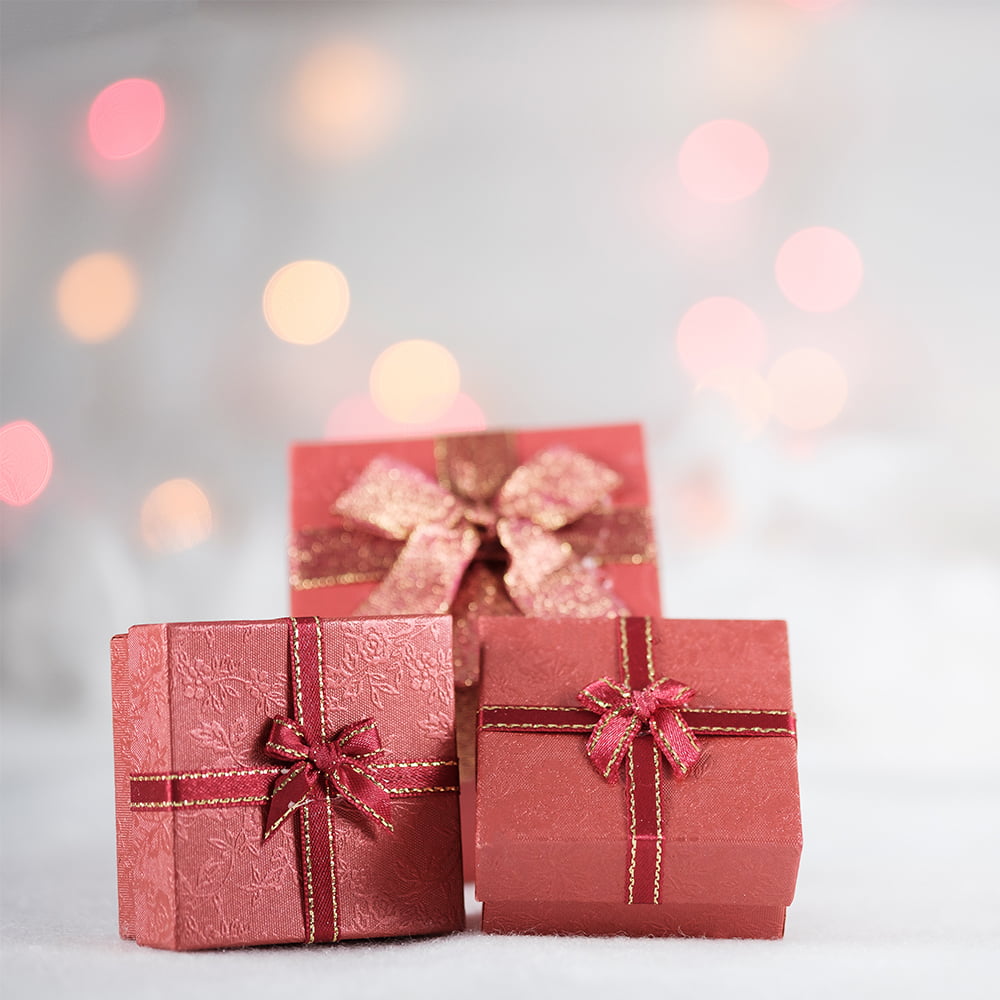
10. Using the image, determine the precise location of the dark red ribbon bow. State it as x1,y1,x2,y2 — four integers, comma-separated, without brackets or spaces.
578,676,702,781
263,716,394,840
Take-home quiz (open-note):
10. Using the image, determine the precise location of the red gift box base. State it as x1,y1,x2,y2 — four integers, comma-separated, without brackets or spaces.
482,900,787,940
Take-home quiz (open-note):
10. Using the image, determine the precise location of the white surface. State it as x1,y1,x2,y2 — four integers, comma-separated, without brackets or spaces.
2,2,999,995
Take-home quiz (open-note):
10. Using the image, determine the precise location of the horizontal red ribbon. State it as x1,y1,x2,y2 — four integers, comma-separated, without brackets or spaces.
130,761,459,810
480,705,795,737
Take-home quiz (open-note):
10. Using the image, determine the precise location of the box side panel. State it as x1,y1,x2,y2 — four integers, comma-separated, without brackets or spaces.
128,624,178,950
481,899,787,939
110,634,133,939
165,616,465,948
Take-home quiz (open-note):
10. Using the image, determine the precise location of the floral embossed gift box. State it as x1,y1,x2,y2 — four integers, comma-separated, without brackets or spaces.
476,617,802,939
288,423,662,875
111,616,464,950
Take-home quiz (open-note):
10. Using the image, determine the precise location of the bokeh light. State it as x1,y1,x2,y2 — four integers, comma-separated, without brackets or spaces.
140,479,213,553
0,421,53,507
676,297,767,379
677,120,769,203
698,367,772,435
56,252,137,342
287,40,402,162
672,468,731,540
325,391,486,440
783,0,845,10
263,260,350,345
370,340,461,424
88,78,165,160
767,349,848,431
775,227,863,312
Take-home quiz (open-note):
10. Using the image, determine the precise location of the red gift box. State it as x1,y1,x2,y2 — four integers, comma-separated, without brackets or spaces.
111,616,464,950
475,617,801,939
288,424,662,877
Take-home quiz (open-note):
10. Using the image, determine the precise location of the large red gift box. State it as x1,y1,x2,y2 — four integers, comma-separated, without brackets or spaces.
475,617,801,938
111,616,464,950
288,424,662,875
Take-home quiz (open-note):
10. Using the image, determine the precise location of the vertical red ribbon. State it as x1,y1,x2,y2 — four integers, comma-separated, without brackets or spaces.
288,616,339,943
619,617,664,905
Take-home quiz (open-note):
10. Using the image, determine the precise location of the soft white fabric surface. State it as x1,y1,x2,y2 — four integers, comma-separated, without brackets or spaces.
2,2,998,996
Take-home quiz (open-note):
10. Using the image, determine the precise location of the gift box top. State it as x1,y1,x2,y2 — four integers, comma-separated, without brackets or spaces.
290,423,652,527
122,616,456,777
475,617,801,908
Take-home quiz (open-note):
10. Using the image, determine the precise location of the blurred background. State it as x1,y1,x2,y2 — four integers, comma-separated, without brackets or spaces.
2,0,997,994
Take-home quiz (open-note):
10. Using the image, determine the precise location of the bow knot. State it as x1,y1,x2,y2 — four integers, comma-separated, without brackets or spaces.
333,447,629,619
263,717,394,840
577,677,702,782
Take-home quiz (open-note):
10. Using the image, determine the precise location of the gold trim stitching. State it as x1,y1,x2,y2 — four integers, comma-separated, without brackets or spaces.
133,797,267,809
314,617,326,741
644,617,655,684
130,768,282,781
291,617,304,727
302,805,315,944
326,795,338,943
626,744,637,905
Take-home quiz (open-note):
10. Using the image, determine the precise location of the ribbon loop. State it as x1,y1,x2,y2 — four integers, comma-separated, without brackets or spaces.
263,716,394,840
578,676,702,781
331,446,628,620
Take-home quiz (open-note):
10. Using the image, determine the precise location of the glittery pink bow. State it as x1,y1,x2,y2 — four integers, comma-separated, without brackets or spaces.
333,447,629,619
577,676,703,781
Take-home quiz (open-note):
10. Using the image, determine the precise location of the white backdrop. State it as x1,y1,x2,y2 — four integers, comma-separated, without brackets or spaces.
2,2,997,996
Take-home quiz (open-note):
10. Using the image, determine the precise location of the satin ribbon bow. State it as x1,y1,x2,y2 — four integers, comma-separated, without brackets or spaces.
263,716,393,840
578,676,703,782
333,447,628,619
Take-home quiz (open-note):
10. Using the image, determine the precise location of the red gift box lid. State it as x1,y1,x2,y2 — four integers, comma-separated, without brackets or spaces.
475,617,802,909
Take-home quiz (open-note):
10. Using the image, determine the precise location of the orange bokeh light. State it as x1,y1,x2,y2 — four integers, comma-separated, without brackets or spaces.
676,297,767,379
140,479,213,553
677,120,769,203
287,40,402,162
56,252,137,342
775,227,863,313
370,340,461,424
263,260,350,345
0,421,53,507
783,0,846,10
88,78,165,160
767,349,848,431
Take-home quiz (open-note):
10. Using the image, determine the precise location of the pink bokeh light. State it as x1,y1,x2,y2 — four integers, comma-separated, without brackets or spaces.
677,120,769,203
0,421,53,507
88,78,165,160
775,227,863,313
676,297,767,379
326,392,486,441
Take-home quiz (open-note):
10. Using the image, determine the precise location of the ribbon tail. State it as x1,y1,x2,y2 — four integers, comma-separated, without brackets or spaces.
586,711,640,782
649,709,702,778
500,517,629,618
358,522,479,615
335,762,394,830
263,762,316,841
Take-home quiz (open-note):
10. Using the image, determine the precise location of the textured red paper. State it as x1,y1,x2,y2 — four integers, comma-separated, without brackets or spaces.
111,616,464,950
475,617,801,938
